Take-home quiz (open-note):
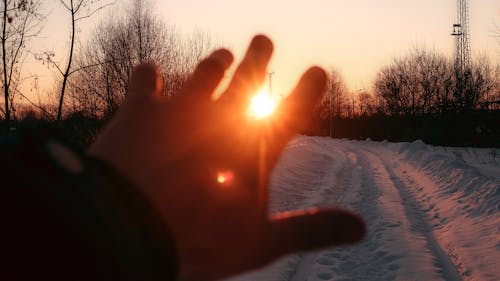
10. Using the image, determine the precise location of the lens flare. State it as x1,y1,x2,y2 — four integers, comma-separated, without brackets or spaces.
216,170,234,187
217,174,226,184
249,90,276,119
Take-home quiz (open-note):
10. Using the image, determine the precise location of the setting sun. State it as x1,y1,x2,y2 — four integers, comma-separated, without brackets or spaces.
249,90,276,119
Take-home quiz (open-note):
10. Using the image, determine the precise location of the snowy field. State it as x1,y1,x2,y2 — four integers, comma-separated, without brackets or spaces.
225,136,500,281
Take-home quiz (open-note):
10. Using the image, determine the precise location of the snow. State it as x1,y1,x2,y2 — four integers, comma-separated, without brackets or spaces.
224,136,500,281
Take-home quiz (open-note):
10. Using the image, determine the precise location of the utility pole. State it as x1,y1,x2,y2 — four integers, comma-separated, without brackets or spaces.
329,89,333,137
352,96,355,118
267,72,274,97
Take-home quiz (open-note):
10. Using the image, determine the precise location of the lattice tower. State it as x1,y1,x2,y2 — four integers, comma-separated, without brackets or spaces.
451,0,471,72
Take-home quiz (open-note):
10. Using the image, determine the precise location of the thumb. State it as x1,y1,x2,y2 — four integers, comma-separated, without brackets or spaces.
128,63,164,102
268,208,366,257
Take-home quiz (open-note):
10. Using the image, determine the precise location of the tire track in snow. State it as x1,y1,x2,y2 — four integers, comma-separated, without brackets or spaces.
289,139,422,281
284,139,445,281
298,141,456,281
287,139,357,281
303,142,414,281
362,147,463,281
381,144,500,281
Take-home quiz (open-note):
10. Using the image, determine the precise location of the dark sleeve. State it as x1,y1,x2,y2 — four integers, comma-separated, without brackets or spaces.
0,132,178,281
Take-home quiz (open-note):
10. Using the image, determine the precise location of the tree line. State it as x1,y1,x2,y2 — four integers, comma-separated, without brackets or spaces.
311,49,499,146
316,49,499,119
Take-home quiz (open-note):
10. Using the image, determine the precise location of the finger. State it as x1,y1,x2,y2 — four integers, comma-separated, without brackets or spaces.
128,63,164,102
181,49,234,101
267,67,327,157
268,208,366,258
218,35,273,107
279,66,326,132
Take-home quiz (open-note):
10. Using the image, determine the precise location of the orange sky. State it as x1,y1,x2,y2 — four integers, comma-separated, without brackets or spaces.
26,0,500,101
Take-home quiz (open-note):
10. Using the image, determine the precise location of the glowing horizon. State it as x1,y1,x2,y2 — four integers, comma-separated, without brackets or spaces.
15,0,500,104
157,0,499,95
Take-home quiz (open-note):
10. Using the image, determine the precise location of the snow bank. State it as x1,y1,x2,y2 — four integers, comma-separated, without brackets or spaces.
357,138,500,280
389,140,500,280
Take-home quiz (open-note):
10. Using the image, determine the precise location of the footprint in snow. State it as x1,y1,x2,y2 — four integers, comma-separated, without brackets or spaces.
388,264,400,271
382,221,401,228
317,272,332,280
383,255,402,263
325,252,344,259
317,257,335,266
374,250,387,259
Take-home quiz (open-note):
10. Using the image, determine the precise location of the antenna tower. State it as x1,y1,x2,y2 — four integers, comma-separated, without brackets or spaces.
451,0,471,72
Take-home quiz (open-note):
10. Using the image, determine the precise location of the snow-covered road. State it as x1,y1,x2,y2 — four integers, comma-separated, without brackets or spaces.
225,136,500,281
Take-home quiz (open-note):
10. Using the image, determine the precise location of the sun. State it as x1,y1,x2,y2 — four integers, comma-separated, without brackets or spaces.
249,90,276,119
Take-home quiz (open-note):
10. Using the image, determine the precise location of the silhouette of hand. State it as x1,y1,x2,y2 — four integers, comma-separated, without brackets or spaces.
90,35,365,281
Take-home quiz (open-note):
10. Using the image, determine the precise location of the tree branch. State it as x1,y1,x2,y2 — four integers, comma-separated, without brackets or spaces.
68,58,123,76
73,0,85,14
74,2,115,22
13,88,52,117
59,0,71,11
42,56,65,76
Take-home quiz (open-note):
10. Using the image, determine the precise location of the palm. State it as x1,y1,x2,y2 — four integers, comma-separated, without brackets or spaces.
91,35,365,281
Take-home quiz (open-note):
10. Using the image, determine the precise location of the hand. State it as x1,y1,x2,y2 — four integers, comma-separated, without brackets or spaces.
90,35,365,281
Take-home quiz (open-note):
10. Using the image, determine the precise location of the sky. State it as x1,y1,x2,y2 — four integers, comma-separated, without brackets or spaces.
29,0,500,100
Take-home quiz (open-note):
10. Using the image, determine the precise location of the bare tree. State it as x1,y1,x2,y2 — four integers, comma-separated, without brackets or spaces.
473,57,500,110
36,0,114,122
1,0,43,129
68,0,212,117
447,56,498,112
375,49,453,116
358,90,377,116
313,69,348,136
375,48,499,116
